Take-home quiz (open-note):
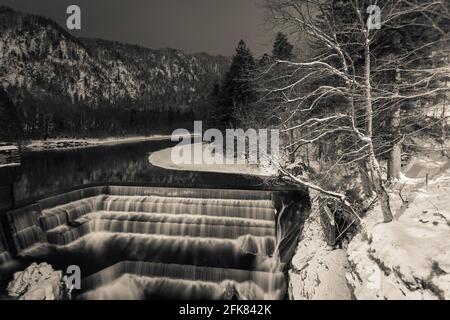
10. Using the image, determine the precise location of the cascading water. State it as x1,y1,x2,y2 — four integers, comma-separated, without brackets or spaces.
3,185,309,300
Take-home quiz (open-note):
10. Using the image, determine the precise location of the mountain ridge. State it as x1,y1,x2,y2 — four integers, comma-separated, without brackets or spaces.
0,6,229,111
0,6,229,138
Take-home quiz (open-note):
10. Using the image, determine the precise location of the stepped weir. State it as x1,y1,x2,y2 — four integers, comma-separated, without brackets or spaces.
0,173,310,300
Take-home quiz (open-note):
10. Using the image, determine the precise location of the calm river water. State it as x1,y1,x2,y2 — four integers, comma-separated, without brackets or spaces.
13,139,176,202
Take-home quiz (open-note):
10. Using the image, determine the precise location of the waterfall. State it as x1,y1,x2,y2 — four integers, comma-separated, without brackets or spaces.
47,212,275,245
0,251,11,265
6,186,308,300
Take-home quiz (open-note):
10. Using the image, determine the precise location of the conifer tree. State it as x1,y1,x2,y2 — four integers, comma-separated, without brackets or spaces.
272,32,293,60
215,40,256,127
0,89,21,141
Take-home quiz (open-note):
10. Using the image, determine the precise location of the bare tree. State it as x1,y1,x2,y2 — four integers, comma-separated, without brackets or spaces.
248,0,449,223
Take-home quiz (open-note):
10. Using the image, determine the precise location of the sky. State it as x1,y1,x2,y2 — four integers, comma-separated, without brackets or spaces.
0,0,276,56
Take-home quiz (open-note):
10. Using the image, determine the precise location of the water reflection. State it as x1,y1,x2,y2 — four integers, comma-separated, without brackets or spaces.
14,140,175,202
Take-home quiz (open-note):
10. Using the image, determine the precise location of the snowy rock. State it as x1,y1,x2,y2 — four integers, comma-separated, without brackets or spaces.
288,199,353,300
7,262,65,300
290,247,353,300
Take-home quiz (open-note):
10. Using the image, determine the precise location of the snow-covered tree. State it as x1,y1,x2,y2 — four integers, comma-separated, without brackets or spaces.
253,0,450,222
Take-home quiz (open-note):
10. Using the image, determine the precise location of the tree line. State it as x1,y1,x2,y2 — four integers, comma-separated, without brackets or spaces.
0,90,198,142
209,32,295,128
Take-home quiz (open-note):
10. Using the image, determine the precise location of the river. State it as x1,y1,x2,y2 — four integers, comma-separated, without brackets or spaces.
13,139,176,202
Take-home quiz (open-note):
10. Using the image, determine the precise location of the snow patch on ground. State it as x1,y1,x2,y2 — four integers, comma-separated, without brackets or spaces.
149,143,277,177
347,155,450,300
23,135,186,151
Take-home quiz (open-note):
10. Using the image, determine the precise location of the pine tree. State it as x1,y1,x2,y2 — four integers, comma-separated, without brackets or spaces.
211,81,221,99
272,32,293,60
259,53,272,67
215,40,256,128
0,89,22,141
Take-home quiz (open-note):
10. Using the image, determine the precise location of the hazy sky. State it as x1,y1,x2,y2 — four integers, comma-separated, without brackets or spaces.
0,0,276,56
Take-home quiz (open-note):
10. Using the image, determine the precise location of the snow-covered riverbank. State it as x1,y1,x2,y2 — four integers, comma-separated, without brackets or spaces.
347,155,450,300
22,135,177,152
149,142,277,176
288,154,450,300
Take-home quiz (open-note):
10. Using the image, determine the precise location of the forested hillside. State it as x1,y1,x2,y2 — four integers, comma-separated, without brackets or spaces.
0,7,229,139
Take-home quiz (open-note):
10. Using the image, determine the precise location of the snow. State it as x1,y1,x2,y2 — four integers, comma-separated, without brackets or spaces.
403,156,450,179
288,192,353,300
0,163,20,169
149,142,277,177
0,145,18,151
347,155,450,300
23,135,184,151
0,144,20,168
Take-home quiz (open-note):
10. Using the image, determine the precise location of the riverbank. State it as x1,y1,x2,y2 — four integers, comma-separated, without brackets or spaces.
288,154,450,300
21,135,181,152
149,143,277,177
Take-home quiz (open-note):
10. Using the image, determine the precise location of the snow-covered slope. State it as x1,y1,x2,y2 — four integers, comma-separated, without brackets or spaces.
347,156,450,300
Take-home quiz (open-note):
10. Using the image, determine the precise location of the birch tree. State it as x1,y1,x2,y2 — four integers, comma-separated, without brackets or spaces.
252,0,449,223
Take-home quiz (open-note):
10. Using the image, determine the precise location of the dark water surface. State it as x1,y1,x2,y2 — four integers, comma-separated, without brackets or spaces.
13,139,176,202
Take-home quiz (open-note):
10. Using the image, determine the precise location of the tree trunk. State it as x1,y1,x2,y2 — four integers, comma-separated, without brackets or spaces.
359,160,373,198
441,78,448,156
364,35,394,223
369,151,393,222
388,142,402,180
287,120,296,163
388,66,402,180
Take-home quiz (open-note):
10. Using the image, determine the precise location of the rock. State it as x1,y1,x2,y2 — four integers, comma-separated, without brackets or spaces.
223,283,239,300
288,206,353,300
7,262,65,300
289,248,353,300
